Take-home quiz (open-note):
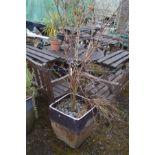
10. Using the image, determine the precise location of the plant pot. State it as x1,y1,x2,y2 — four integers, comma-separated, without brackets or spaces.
49,93,97,148
57,33,64,42
88,5,94,12
26,96,35,134
51,39,61,52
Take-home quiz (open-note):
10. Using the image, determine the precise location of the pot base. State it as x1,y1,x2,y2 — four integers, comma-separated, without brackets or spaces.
51,119,94,148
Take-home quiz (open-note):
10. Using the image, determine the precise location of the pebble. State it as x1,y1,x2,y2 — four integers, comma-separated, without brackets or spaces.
100,146,104,150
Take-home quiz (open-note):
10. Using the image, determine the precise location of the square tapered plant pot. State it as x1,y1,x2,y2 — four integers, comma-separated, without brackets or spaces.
49,93,97,148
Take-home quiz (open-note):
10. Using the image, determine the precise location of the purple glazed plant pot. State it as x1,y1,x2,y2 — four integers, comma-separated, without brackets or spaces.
49,93,97,148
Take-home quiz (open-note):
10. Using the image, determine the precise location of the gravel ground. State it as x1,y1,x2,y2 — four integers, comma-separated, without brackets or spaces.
26,86,129,155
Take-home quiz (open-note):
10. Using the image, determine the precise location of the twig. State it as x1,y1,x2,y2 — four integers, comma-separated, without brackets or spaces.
51,74,69,84
82,72,119,86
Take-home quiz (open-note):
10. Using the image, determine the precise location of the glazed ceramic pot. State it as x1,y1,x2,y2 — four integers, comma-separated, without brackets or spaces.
49,93,97,148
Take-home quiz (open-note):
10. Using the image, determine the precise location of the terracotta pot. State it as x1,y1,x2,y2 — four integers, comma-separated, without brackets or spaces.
51,39,60,52
88,5,94,12
49,93,97,148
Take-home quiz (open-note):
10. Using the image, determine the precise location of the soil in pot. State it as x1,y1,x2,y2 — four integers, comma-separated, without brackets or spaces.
56,97,91,118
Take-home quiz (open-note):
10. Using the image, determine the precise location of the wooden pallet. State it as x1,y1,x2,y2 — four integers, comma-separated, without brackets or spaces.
97,50,129,69
53,81,69,99
85,69,128,99
26,45,59,65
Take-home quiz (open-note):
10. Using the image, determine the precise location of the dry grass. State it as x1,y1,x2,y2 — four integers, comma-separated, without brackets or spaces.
88,97,122,123
86,63,105,76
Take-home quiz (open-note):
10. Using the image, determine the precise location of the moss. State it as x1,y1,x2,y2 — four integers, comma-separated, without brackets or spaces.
87,63,106,77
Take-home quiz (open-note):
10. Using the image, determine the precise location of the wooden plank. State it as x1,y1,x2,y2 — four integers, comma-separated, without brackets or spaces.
66,26,92,32
53,91,61,98
26,52,48,63
39,71,46,90
91,49,105,61
85,83,95,92
95,85,108,96
112,74,123,83
80,33,91,39
107,70,122,83
101,38,112,43
102,90,110,98
102,35,123,42
115,69,123,76
27,48,56,61
90,88,97,94
55,84,69,92
103,51,128,65
27,45,59,58
107,74,116,81
33,68,41,87
93,37,114,45
53,87,67,99
43,71,53,101
53,86,66,94
111,55,129,68
97,50,123,63
108,40,119,44
91,83,105,94
106,94,115,100
26,56,43,66
37,69,43,88
51,74,69,84
61,81,69,88
111,73,127,94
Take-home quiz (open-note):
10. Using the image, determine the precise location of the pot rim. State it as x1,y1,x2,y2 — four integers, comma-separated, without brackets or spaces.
51,39,61,43
49,93,96,121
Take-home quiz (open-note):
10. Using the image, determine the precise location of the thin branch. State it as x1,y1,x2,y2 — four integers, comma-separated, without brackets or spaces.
51,74,69,84
82,72,119,86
